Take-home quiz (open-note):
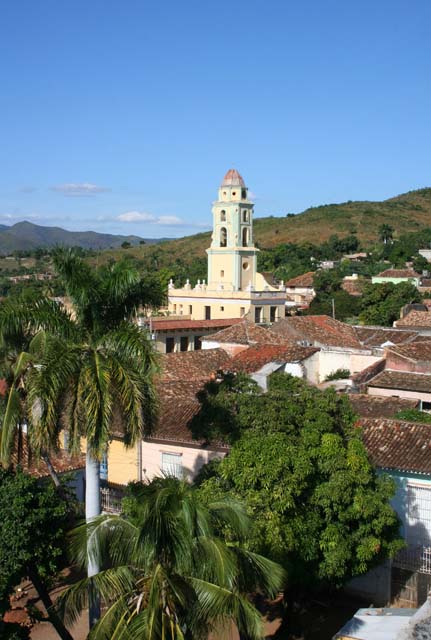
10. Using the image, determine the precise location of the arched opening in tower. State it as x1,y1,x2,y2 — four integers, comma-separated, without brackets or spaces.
220,227,227,247
242,227,248,247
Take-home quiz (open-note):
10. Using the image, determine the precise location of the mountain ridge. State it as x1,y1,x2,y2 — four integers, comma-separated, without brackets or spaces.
0,221,158,253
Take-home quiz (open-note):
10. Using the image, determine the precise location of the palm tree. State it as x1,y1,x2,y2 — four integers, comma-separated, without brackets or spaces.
59,477,285,640
0,249,163,627
378,223,394,245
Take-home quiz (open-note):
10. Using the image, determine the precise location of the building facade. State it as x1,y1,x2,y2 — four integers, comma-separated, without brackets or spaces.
168,169,286,323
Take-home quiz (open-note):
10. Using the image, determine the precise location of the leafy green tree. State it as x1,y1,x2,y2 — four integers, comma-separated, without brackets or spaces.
324,368,351,381
0,468,73,640
412,254,429,273
359,281,421,326
395,409,431,423
197,375,404,594
121,241,131,249
59,477,285,640
0,250,163,628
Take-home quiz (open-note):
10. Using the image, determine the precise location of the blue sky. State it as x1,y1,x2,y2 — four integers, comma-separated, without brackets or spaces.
1,1,430,238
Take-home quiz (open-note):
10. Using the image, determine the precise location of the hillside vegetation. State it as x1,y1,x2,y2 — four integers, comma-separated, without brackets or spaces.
97,187,431,269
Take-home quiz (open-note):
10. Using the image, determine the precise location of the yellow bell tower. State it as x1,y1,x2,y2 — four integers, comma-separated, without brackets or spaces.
207,169,258,291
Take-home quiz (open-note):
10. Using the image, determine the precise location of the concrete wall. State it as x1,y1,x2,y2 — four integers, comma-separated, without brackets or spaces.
107,440,139,485
386,351,431,374
317,351,380,383
368,386,431,405
140,440,226,482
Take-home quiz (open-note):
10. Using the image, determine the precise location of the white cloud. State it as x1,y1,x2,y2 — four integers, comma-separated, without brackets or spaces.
117,211,184,226
157,215,183,225
117,211,156,223
51,183,111,197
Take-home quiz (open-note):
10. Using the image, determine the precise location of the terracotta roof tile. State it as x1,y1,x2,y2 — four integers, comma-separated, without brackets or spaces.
284,272,315,287
221,169,245,187
394,311,431,328
386,341,431,362
231,344,319,374
143,317,242,331
376,268,420,278
9,435,85,478
358,418,431,475
368,370,431,393
354,327,419,347
351,358,386,387
349,394,419,419
160,349,231,382
205,320,285,346
271,315,363,349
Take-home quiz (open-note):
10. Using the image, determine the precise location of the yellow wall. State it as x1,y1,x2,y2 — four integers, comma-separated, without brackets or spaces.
107,439,139,485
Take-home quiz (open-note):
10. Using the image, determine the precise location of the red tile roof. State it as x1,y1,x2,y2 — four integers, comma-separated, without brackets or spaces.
394,311,431,328
376,268,420,278
351,358,386,388
205,320,285,346
9,435,85,478
354,327,418,347
145,317,242,332
271,315,363,349
386,341,431,362
368,370,431,393
160,348,231,381
349,394,419,419
284,272,315,287
359,418,431,475
231,344,319,374
221,168,245,187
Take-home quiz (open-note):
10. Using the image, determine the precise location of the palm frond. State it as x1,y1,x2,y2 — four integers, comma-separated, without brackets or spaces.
0,384,21,464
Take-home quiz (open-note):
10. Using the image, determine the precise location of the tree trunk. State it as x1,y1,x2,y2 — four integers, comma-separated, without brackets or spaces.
41,450,62,488
86,451,101,628
27,565,74,640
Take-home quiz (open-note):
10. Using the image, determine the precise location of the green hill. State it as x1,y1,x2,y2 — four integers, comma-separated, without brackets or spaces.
98,187,431,268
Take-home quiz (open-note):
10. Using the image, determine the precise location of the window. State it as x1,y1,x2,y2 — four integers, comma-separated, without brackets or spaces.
242,261,249,270
232,191,236,196
220,270,224,278
180,336,189,352
220,227,227,247
220,210,226,222
205,306,211,320
166,337,175,353
242,210,248,222
194,336,202,350
255,306,263,323
270,306,277,322
100,452,108,481
242,228,248,247
161,452,183,479
241,189,246,199
179,304,183,316
422,401,431,412
173,304,177,314
220,306,224,312
188,305,193,315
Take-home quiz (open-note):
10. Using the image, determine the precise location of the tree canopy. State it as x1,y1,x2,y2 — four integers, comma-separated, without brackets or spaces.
196,374,404,589
359,281,421,326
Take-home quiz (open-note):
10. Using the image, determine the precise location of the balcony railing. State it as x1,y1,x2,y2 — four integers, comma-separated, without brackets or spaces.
100,484,125,514
393,544,431,574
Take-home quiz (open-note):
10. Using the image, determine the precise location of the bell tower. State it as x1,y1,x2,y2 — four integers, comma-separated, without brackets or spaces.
207,169,259,291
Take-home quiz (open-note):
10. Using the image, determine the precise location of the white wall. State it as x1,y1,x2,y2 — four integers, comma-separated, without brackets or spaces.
141,440,226,482
317,351,380,383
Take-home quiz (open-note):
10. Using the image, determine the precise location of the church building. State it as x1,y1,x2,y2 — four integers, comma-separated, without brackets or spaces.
168,169,286,323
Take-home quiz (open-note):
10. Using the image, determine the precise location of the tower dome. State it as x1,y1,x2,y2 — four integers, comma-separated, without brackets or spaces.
221,169,245,187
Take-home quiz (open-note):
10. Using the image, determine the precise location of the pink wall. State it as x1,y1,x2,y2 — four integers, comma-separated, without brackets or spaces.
386,352,431,374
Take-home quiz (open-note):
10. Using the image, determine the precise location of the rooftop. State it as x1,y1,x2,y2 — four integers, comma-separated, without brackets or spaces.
221,168,245,188
205,320,285,346
359,417,431,475
284,271,315,288
143,317,242,332
386,340,431,362
354,326,419,347
231,343,319,374
395,310,431,328
10,435,85,478
375,268,420,278
271,315,363,349
160,348,231,382
368,370,431,393
349,394,419,419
